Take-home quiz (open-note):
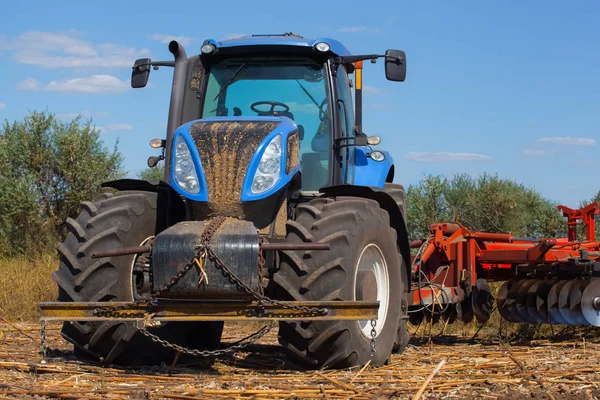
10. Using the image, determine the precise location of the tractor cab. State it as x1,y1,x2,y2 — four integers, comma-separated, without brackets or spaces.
134,33,406,196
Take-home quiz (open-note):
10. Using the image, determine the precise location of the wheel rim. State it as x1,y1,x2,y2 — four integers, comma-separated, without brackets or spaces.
130,236,154,300
355,243,389,338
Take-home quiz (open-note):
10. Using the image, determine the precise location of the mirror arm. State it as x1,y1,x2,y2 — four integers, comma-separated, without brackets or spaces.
133,60,176,71
334,54,404,65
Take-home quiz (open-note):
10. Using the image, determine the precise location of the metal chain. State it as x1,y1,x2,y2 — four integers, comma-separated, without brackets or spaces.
93,215,326,357
139,321,276,357
370,319,377,357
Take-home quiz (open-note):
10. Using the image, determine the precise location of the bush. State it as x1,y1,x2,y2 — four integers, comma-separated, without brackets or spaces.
0,111,124,257
406,173,567,240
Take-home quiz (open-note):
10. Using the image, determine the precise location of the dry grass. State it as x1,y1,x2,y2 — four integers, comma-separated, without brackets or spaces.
0,254,57,321
1,322,599,399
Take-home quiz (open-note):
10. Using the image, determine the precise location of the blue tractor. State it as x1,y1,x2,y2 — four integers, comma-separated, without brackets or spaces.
49,33,410,369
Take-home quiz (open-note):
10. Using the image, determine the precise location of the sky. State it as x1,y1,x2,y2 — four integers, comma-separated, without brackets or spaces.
0,0,598,207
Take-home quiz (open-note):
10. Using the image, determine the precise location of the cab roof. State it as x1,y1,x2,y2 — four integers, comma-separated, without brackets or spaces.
202,33,352,57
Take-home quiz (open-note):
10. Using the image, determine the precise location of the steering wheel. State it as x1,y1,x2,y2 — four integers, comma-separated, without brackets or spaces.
319,98,328,122
251,101,290,115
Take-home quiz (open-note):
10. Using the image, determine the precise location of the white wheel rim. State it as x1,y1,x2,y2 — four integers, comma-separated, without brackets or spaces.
355,243,389,338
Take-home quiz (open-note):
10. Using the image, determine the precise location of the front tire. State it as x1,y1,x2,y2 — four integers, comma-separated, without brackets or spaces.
53,191,223,365
274,197,402,368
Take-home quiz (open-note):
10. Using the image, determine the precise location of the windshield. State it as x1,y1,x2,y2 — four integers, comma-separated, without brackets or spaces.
202,58,331,190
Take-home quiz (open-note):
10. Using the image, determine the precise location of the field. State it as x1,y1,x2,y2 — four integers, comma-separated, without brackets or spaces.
0,321,599,400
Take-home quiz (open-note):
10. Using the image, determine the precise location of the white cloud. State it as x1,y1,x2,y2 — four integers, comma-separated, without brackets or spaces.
537,136,596,146
17,78,43,91
522,149,553,156
95,111,110,117
56,110,91,120
160,122,167,128
151,34,192,46
405,152,492,162
17,75,129,94
0,30,149,68
221,33,247,41
106,123,133,131
0,102,5,110
338,27,367,33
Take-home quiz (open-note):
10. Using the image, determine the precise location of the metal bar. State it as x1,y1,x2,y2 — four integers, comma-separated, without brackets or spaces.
92,245,152,258
261,242,330,251
39,300,378,322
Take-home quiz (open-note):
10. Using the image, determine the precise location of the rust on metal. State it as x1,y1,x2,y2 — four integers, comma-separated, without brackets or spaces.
39,300,379,321
91,245,152,259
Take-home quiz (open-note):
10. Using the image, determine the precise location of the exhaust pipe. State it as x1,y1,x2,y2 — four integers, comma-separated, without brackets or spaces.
164,40,188,180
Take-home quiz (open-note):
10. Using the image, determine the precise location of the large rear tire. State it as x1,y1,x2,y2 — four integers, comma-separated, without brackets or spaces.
383,183,410,354
274,197,402,368
53,191,223,365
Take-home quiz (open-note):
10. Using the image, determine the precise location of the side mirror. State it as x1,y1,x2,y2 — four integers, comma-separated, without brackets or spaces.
384,50,406,82
131,58,151,88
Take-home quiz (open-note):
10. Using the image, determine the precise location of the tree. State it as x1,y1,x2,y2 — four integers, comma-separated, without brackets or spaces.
406,173,567,240
137,163,165,181
0,111,124,256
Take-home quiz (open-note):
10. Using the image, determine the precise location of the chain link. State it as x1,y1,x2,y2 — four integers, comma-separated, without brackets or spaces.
92,216,327,358
370,319,377,357
139,321,276,357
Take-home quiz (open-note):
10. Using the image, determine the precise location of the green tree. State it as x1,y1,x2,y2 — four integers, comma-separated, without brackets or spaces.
406,173,567,240
137,163,165,181
0,111,124,256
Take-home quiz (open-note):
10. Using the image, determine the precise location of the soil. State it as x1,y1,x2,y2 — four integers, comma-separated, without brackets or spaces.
0,322,598,399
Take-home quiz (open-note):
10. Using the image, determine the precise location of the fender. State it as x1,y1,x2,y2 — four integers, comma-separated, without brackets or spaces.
320,184,411,290
101,179,186,228
353,148,394,188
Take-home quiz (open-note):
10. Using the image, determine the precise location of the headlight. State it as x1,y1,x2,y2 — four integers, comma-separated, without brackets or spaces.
174,135,200,194
251,134,282,194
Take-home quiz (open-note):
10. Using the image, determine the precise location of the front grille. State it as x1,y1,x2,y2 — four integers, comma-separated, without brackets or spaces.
190,120,278,206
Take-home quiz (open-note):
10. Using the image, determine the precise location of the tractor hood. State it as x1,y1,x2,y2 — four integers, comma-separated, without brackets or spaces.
169,116,300,221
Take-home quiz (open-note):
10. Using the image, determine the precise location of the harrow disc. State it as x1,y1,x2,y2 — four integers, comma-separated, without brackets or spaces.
408,307,425,326
457,295,474,323
582,279,600,326
557,280,587,325
548,280,570,324
569,280,589,325
526,279,555,323
442,304,458,324
472,279,494,323
514,279,537,323
497,280,517,322
505,280,529,322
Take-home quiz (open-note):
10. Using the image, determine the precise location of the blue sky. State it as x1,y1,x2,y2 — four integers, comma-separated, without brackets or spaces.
0,0,598,207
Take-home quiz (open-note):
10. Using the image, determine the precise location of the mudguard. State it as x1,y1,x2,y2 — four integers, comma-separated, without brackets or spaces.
101,178,186,226
353,147,393,188
320,184,411,288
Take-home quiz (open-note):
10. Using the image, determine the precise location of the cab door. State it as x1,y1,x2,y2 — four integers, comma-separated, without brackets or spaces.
334,64,356,184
